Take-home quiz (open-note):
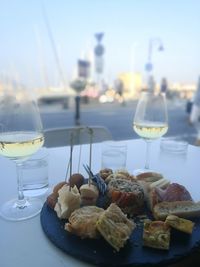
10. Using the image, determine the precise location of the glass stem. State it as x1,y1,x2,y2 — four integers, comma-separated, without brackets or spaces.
145,140,151,170
16,162,27,208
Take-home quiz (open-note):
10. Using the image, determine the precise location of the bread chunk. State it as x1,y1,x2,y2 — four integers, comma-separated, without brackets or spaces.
165,215,194,234
65,206,104,239
79,183,99,206
153,201,200,220
96,203,136,251
143,220,170,250
54,184,81,219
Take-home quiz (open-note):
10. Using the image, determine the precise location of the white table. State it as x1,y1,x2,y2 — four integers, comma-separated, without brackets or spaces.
1,139,200,267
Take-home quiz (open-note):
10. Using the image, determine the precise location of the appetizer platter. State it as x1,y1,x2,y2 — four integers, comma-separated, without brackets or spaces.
41,168,200,267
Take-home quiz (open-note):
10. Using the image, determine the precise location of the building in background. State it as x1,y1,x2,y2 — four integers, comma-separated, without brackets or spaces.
118,72,142,99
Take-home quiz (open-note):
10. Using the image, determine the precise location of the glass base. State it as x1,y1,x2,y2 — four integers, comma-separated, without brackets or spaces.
133,168,154,176
0,198,43,221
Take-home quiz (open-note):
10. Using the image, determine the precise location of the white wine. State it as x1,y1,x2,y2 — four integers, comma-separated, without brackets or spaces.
0,131,44,160
133,122,168,139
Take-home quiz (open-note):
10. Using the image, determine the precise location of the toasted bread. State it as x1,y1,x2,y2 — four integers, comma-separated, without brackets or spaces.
143,219,171,250
153,201,200,220
165,215,194,234
96,203,135,251
65,206,104,239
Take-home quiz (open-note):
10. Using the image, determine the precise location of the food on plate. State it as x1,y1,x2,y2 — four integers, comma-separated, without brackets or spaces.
91,173,107,195
65,206,104,239
47,168,200,253
136,172,165,205
53,181,68,196
47,181,68,209
47,192,58,209
146,179,170,211
115,169,135,180
136,172,163,184
105,169,135,184
107,178,144,215
79,183,99,206
146,188,160,211
146,182,192,212
99,168,113,180
143,219,171,250
69,173,85,189
54,184,81,219
149,178,170,190
153,201,200,220
96,203,136,251
165,215,194,234
155,183,193,202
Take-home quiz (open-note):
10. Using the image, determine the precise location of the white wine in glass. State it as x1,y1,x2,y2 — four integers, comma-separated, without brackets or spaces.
0,83,44,221
133,91,168,173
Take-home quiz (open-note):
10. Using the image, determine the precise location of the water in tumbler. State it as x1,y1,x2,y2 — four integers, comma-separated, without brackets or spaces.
22,149,49,197
101,142,127,170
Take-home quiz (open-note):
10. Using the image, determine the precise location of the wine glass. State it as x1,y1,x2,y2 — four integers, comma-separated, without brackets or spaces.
133,91,168,174
0,83,44,221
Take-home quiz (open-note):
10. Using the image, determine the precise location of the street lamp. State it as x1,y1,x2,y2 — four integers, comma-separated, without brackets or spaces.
145,37,164,73
94,33,105,89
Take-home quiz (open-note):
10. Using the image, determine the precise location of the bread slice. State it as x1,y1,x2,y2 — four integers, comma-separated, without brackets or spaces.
96,203,136,251
65,206,104,239
79,183,99,206
153,201,200,220
165,215,194,234
54,185,81,219
143,219,171,250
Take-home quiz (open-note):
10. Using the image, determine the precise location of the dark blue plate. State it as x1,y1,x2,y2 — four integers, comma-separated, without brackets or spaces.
40,202,200,267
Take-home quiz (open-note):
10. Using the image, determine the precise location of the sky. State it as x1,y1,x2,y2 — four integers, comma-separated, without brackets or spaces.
0,0,200,88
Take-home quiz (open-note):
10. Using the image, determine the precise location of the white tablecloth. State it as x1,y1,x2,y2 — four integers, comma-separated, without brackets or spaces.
1,139,200,267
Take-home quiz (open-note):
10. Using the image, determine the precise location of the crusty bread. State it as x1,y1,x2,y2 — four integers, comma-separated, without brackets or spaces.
54,184,81,219
96,203,135,251
143,219,171,250
79,183,99,206
65,206,104,239
165,215,194,234
153,201,200,220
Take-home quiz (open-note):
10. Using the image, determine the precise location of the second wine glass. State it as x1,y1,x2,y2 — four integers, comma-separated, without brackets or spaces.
133,91,168,174
0,83,44,221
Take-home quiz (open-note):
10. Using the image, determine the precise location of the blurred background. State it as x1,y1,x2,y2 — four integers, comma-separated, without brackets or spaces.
0,0,199,144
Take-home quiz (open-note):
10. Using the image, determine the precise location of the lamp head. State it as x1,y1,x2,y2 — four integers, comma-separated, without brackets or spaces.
158,44,164,51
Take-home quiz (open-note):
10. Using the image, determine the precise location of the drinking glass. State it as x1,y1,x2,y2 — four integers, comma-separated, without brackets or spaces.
133,91,168,173
101,141,127,171
0,83,44,221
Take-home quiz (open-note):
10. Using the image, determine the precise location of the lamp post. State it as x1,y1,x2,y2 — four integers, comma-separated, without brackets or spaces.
94,33,105,90
145,37,164,73
144,38,164,92
70,78,87,126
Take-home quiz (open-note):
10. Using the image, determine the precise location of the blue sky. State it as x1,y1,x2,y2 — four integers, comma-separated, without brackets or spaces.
1,0,200,87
